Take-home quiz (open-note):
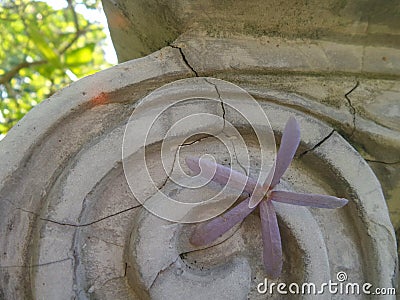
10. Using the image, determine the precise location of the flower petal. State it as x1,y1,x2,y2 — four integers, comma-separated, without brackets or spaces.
248,184,269,209
185,156,257,194
260,199,282,278
190,197,256,246
270,191,349,208
249,116,300,208
270,116,301,187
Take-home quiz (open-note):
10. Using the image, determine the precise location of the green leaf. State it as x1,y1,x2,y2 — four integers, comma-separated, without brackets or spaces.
26,23,62,68
35,64,55,78
0,0,111,136
65,43,95,67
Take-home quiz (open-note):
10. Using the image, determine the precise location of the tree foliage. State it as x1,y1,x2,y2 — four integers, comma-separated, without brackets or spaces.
0,0,110,136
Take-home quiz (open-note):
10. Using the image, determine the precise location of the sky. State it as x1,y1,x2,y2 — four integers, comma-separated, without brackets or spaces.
41,0,118,65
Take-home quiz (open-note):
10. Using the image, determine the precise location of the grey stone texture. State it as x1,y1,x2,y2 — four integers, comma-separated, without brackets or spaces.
0,0,399,298
102,0,400,237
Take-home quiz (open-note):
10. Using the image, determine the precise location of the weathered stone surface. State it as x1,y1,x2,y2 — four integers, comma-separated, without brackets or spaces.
102,0,400,240
166,35,400,235
0,46,192,299
1,4,399,296
0,51,397,298
102,0,400,62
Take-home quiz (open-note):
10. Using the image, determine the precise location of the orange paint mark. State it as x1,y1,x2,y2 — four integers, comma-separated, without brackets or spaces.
91,92,109,106
108,11,130,29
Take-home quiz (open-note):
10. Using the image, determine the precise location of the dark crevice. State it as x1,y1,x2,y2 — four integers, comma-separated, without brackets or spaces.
41,205,139,227
213,82,226,127
148,255,180,290
344,81,359,137
365,159,400,165
169,45,198,77
157,151,178,192
179,135,212,147
180,224,243,258
158,135,216,191
158,77,231,191
299,130,335,158
7,199,140,228
204,78,226,131
229,138,248,177
8,136,217,229
180,139,202,147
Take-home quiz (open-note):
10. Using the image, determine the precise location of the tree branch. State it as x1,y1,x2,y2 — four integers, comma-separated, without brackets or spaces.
58,0,83,54
67,0,80,32
1,1,97,87
4,82,18,100
0,60,46,85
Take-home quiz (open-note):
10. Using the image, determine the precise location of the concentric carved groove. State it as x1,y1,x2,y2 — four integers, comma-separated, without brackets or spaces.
0,45,397,299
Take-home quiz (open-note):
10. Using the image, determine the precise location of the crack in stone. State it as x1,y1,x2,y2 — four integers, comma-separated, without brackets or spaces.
96,262,128,288
299,129,335,158
157,135,218,194
41,205,140,227
2,199,39,218
180,224,243,258
204,78,227,131
169,45,198,77
229,137,248,177
0,257,71,269
157,77,231,190
179,134,212,147
365,159,400,165
148,255,180,291
141,134,227,214
141,222,181,290
87,235,124,248
86,271,127,295
8,200,140,228
158,136,207,193
344,81,359,137
157,151,178,193
148,217,244,290
100,274,126,287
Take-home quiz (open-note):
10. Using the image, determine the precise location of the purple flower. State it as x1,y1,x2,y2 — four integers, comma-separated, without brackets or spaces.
185,116,348,278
